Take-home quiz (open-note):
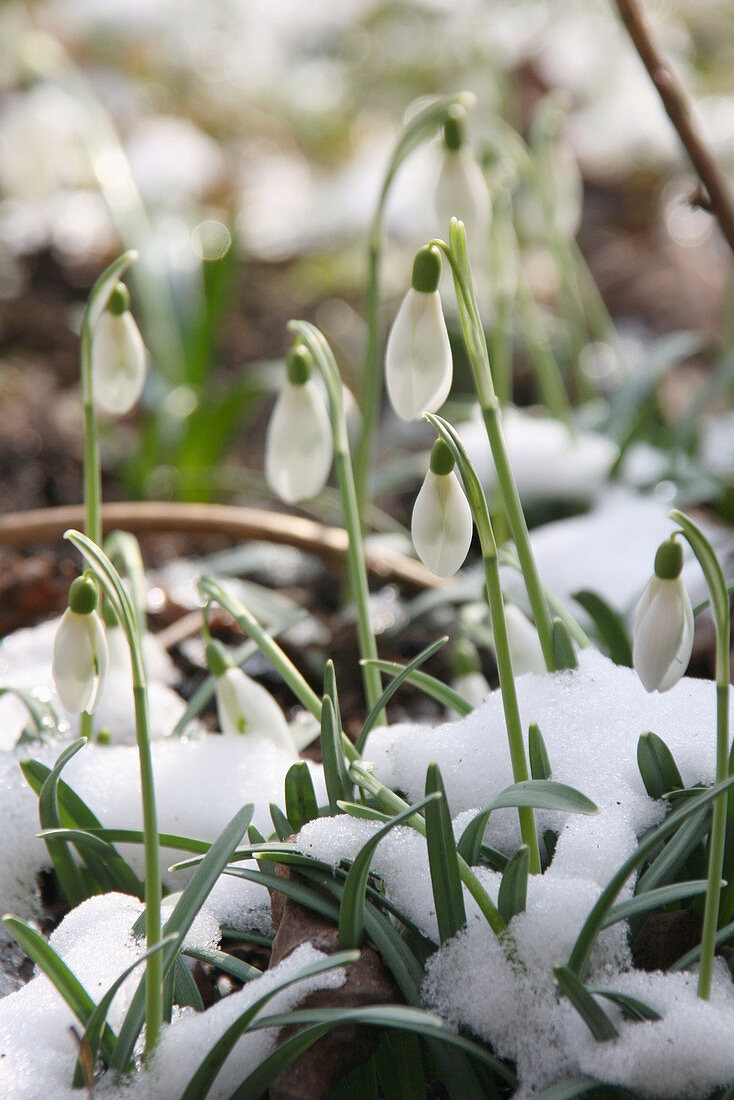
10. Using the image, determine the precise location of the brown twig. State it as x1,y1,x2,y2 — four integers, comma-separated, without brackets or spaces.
614,0,734,260
0,501,444,591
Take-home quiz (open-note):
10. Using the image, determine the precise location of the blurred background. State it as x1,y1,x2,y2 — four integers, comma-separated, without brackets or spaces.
1,0,733,517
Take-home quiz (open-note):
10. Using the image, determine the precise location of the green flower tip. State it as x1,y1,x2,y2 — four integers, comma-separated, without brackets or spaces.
451,636,481,676
443,106,466,152
205,639,233,678
68,575,99,615
654,537,683,580
429,437,455,476
286,343,312,385
107,282,131,316
411,247,441,294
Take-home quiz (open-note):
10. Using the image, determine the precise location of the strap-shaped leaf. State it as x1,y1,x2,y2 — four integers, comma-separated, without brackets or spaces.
38,738,89,907
528,723,551,780
425,764,466,943
270,802,293,841
235,1004,517,1099
586,987,661,1022
637,731,684,800
72,933,177,1085
362,658,472,717
284,762,319,831
375,1031,426,1100
553,965,618,1041
180,950,359,1100
459,778,597,862
635,810,708,897
568,774,734,979
320,681,352,813
110,802,254,1071
497,845,529,924
3,915,117,1064
338,793,440,950
603,879,713,929
552,618,577,670
572,590,632,667
356,637,448,753
182,945,261,985
670,918,734,972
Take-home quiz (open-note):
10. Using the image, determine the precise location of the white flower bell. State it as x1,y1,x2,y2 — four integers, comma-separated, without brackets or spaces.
265,345,333,504
206,641,297,755
385,247,452,422
633,538,694,693
449,637,490,710
435,109,491,244
91,282,147,416
52,576,109,714
412,439,473,578
504,604,546,677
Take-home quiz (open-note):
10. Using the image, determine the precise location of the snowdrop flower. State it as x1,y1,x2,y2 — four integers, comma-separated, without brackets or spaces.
385,246,452,421
435,108,491,244
412,439,473,578
633,538,694,693
206,640,297,755
91,282,147,416
52,576,108,714
504,604,546,677
265,344,333,504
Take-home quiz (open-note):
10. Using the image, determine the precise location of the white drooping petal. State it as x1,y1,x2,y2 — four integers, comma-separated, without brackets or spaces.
52,608,109,714
411,469,473,578
265,379,333,504
503,604,547,677
632,575,694,693
216,667,297,754
91,311,147,416
451,670,490,710
385,289,452,422
435,148,491,243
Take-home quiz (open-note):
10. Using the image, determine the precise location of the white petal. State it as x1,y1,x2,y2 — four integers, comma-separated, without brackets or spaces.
411,470,472,578
385,289,452,421
265,380,333,504
52,609,108,714
451,671,490,709
216,668,297,754
632,576,690,693
435,148,491,243
92,312,147,416
657,586,694,692
503,604,546,677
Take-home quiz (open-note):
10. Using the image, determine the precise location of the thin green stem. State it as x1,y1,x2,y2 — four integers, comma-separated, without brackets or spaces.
433,225,556,669
63,530,162,1052
669,510,731,999
516,277,575,431
426,413,541,873
353,92,475,519
288,321,384,722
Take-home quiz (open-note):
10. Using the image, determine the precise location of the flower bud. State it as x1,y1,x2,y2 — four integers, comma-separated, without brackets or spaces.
435,109,491,243
385,247,452,422
632,538,693,693
52,577,108,714
265,348,333,504
411,441,472,577
503,604,546,677
91,282,147,416
206,641,297,754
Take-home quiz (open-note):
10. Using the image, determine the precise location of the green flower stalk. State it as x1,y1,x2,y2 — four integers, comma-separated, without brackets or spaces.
64,529,163,1054
430,219,556,670
79,251,139,549
353,92,475,519
426,413,542,875
285,322,384,721
666,511,730,1000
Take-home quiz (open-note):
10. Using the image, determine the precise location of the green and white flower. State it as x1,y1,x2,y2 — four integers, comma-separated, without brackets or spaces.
52,575,108,714
633,538,694,693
